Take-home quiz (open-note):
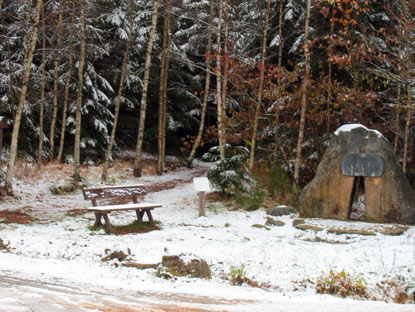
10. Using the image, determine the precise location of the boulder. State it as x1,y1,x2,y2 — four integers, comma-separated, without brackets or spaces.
161,254,211,279
268,205,294,217
299,124,415,224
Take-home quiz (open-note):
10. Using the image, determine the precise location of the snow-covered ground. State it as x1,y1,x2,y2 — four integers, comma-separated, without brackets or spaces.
0,159,414,311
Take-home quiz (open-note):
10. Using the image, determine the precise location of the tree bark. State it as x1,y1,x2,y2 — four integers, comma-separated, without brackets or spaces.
278,0,284,70
294,0,311,183
5,0,43,195
221,0,229,132
57,0,76,163
49,0,64,161
249,0,271,170
101,0,134,181
186,0,214,167
73,0,86,182
216,0,225,160
157,0,172,175
134,0,159,177
38,7,46,167
394,83,401,154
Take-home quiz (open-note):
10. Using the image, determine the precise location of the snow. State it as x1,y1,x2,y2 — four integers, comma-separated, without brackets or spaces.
334,124,383,137
0,161,414,311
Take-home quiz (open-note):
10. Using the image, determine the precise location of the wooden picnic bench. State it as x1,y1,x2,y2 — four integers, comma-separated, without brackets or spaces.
82,184,162,233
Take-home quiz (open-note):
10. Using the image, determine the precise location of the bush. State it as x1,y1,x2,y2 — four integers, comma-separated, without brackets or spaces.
235,183,264,211
316,270,368,299
205,145,254,197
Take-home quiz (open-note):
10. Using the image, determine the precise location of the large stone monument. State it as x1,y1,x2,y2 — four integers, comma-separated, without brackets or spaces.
299,124,415,224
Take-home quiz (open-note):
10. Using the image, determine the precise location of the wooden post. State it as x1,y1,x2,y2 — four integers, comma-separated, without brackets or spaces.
198,192,206,217
193,177,211,218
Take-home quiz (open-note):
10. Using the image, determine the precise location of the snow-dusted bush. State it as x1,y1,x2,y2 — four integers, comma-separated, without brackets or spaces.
205,145,253,197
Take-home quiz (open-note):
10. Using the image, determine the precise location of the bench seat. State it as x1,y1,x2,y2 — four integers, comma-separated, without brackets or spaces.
88,202,162,212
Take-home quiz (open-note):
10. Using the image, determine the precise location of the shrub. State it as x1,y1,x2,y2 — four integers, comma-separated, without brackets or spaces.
230,264,247,285
235,183,264,211
205,145,253,197
316,270,368,299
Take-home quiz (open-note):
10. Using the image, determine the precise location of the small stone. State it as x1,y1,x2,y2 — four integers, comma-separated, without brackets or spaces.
292,218,305,226
251,224,270,230
265,217,285,227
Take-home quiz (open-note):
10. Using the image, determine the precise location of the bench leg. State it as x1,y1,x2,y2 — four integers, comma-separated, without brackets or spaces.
145,209,154,225
94,213,103,226
135,209,144,223
102,213,115,233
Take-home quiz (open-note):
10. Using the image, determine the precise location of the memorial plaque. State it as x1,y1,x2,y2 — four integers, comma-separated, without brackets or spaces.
193,177,211,193
341,153,384,177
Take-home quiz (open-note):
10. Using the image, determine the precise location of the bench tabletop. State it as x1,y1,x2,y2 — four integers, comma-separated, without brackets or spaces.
88,202,162,212
83,184,146,200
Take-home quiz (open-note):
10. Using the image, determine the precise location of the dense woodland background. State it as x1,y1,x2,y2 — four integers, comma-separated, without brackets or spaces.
1,0,415,192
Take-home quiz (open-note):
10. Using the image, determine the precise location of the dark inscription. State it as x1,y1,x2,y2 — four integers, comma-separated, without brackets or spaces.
341,153,384,177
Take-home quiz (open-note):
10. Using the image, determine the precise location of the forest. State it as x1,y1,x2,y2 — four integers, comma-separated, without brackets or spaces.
0,0,414,195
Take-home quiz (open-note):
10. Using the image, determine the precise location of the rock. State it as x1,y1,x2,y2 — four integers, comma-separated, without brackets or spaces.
161,254,211,279
294,224,324,232
268,205,294,217
292,218,305,226
299,124,415,225
251,224,270,230
265,217,285,227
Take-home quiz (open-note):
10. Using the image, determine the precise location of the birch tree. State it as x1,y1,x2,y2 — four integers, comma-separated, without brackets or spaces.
5,0,43,195
49,0,64,161
216,0,226,160
294,0,311,183
134,0,159,177
157,0,172,175
57,0,76,163
102,0,134,181
187,0,214,167
249,0,271,170
73,0,86,182
38,6,46,167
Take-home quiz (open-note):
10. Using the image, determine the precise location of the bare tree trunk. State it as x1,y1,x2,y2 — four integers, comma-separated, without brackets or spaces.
394,83,402,154
161,30,172,173
186,0,214,167
3,19,16,121
278,0,284,70
73,0,86,182
216,0,225,160
294,0,311,183
326,1,334,135
249,0,271,170
57,0,76,163
101,0,134,181
4,0,43,195
38,7,46,167
403,81,412,173
133,0,159,177
49,0,64,161
221,0,229,129
157,0,172,175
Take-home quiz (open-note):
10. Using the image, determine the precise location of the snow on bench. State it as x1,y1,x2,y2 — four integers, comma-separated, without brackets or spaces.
82,184,162,233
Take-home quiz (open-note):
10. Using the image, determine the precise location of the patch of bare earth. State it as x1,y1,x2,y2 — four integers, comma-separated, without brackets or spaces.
0,209,32,224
